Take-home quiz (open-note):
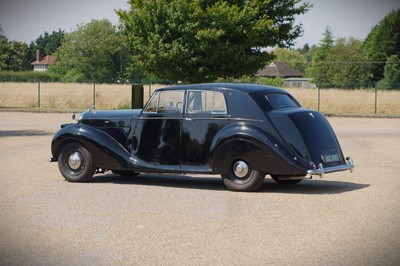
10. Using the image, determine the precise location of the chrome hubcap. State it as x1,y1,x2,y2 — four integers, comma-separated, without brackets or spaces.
68,152,82,170
233,161,249,178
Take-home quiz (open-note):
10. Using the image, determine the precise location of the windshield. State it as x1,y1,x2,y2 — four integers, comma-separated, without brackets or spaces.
265,93,300,110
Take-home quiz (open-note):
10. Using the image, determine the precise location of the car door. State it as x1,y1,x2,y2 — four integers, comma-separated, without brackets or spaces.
181,89,229,172
132,90,185,171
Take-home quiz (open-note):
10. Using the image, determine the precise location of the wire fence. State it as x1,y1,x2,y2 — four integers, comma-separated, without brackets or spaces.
0,81,399,115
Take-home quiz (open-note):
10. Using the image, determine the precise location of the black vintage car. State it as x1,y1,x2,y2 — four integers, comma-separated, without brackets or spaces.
49,83,354,191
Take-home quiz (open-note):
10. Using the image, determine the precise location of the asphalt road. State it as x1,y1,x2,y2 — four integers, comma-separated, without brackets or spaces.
1,112,400,265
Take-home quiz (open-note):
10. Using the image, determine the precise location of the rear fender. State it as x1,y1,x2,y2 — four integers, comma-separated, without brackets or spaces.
210,123,307,175
51,124,133,170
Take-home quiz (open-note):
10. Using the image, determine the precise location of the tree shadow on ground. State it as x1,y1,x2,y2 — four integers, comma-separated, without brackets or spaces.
91,173,370,194
0,130,52,137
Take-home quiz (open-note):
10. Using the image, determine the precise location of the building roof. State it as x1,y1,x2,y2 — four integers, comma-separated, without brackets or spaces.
31,55,57,65
257,61,303,78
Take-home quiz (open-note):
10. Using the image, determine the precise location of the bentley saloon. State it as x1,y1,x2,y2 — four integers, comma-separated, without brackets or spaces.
49,83,354,191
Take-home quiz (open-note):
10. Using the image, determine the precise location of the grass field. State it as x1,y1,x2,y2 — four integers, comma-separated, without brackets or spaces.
0,82,399,115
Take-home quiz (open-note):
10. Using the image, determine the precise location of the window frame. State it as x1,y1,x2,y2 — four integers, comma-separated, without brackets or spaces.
143,90,185,114
265,93,301,110
185,90,227,115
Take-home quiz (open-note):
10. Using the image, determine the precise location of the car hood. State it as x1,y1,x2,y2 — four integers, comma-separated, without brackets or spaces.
268,108,344,168
79,109,141,128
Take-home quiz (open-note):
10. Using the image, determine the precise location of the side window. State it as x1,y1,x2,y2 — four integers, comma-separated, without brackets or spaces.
143,91,185,114
186,90,227,114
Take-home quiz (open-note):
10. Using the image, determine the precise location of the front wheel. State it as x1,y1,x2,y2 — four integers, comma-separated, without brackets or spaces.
58,142,95,182
221,160,265,192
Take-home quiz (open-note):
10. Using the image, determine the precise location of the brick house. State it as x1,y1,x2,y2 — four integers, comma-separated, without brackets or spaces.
257,61,303,78
31,50,56,72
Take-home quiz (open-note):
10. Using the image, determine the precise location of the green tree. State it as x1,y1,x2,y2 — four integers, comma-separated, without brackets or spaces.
309,26,371,88
52,19,124,83
27,29,65,62
308,26,335,85
117,0,310,83
0,34,29,71
364,8,400,82
377,55,400,89
297,43,310,54
325,38,372,87
273,47,307,73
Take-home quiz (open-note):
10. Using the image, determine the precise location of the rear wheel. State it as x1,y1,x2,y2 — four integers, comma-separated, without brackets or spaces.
222,160,265,192
58,142,95,182
271,175,304,185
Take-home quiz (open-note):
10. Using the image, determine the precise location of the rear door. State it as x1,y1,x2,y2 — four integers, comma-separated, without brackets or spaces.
181,89,229,172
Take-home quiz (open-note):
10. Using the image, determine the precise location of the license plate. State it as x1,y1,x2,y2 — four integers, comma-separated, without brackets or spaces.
321,154,341,163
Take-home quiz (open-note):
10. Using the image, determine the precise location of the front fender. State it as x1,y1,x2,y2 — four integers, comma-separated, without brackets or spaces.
209,123,307,175
51,124,133,170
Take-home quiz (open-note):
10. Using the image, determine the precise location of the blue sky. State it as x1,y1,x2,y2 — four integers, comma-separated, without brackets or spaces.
1,0,399,48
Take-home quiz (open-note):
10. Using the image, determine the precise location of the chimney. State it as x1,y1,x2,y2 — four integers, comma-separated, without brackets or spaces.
36,50,40,62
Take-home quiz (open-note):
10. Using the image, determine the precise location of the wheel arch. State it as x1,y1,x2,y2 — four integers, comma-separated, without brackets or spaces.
209,123,307,176
51,124,133,170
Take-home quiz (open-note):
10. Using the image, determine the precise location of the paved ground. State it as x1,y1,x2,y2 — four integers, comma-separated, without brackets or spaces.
0,112,399,265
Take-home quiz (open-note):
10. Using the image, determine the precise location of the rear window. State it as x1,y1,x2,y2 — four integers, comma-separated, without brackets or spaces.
265,93,300,109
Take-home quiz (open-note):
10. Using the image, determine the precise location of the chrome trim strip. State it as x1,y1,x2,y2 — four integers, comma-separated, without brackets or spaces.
307,157,354,178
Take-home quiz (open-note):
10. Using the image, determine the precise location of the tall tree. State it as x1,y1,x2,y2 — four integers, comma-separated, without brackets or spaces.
324,38,372,87
309,27,371,88
377,55,400,89
308,26,335,85
0,34,29,71
313,26,335,62
273,47,307,73
52,19,123,83
28,29,65,62
117,0,310,83
364,8,400,81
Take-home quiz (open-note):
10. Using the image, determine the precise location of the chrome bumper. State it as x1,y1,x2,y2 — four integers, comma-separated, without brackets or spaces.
307,157,354,178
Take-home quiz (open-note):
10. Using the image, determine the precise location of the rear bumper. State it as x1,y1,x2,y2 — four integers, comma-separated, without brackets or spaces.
307,157,354,178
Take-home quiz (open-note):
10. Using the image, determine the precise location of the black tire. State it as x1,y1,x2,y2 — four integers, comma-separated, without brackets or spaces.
271,175,304,185
58,142,95,182
111,170,140,177
222,160,265,192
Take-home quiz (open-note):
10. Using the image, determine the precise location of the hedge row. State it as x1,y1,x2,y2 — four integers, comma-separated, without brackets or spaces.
0,71,61,82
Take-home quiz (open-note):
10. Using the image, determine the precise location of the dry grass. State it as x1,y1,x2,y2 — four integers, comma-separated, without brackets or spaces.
1,82,399,115
285,87,400,115
0,82,165,111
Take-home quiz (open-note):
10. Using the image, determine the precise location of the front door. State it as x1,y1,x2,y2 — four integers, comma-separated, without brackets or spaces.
132,90,185,172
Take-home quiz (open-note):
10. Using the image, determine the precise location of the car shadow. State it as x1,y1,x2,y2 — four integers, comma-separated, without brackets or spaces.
258,179,370,195
92,173,226,191
91,173,370,194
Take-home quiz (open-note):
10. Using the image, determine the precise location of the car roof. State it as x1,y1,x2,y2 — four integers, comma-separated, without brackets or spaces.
156,83,288,95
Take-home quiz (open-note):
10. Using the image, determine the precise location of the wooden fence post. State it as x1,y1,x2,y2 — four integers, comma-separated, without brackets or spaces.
131,84,144,109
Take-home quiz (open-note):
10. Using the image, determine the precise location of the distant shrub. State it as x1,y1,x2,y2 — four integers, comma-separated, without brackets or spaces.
255,77,285,87
0,71,61,82
216,76,285,87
